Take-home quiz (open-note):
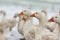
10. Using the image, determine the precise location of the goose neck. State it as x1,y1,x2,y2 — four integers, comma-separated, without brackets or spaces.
38,22,45,29
18,18,25,27
57,24,60,40
58,24,60,31
26,17,33,22
39,18,46,26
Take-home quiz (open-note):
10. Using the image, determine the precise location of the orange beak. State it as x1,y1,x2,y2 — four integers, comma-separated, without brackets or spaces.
30,14,35,17
19,11,24,16
48,17,54,22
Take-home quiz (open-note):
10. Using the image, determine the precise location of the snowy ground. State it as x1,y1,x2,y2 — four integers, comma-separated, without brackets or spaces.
4,26,24,40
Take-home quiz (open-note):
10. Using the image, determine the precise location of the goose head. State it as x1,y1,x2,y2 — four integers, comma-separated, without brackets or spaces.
30,11,48,26
19,9,31,20
30,12,47,27
13,13,25,20
48,15,60,24
30,12,46,20
48,11,60,24
0,10,6,16
13,12,26,21
41,9,47,16
21,9,31,16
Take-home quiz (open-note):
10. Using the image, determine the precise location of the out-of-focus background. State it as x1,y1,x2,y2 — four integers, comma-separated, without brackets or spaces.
0,0,60,18
0,0,60,40
0,0,59,23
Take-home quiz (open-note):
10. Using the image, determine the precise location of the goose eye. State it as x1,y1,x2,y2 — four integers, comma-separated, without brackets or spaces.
36,12,38,14
55,16,57,18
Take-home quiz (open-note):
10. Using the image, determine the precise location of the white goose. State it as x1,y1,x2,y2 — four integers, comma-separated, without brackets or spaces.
48,12,60,40
0,10,17,31
30,12,58,40
41,10,58,32
19,9,36,40
13,13,26,40
14,13,25,35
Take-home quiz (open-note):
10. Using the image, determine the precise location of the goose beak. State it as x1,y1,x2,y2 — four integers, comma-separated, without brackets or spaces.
48,17,54,22
19,12,24,16
30,14,35,17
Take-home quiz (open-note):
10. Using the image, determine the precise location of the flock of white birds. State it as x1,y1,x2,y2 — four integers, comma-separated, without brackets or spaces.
0,7,60,40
